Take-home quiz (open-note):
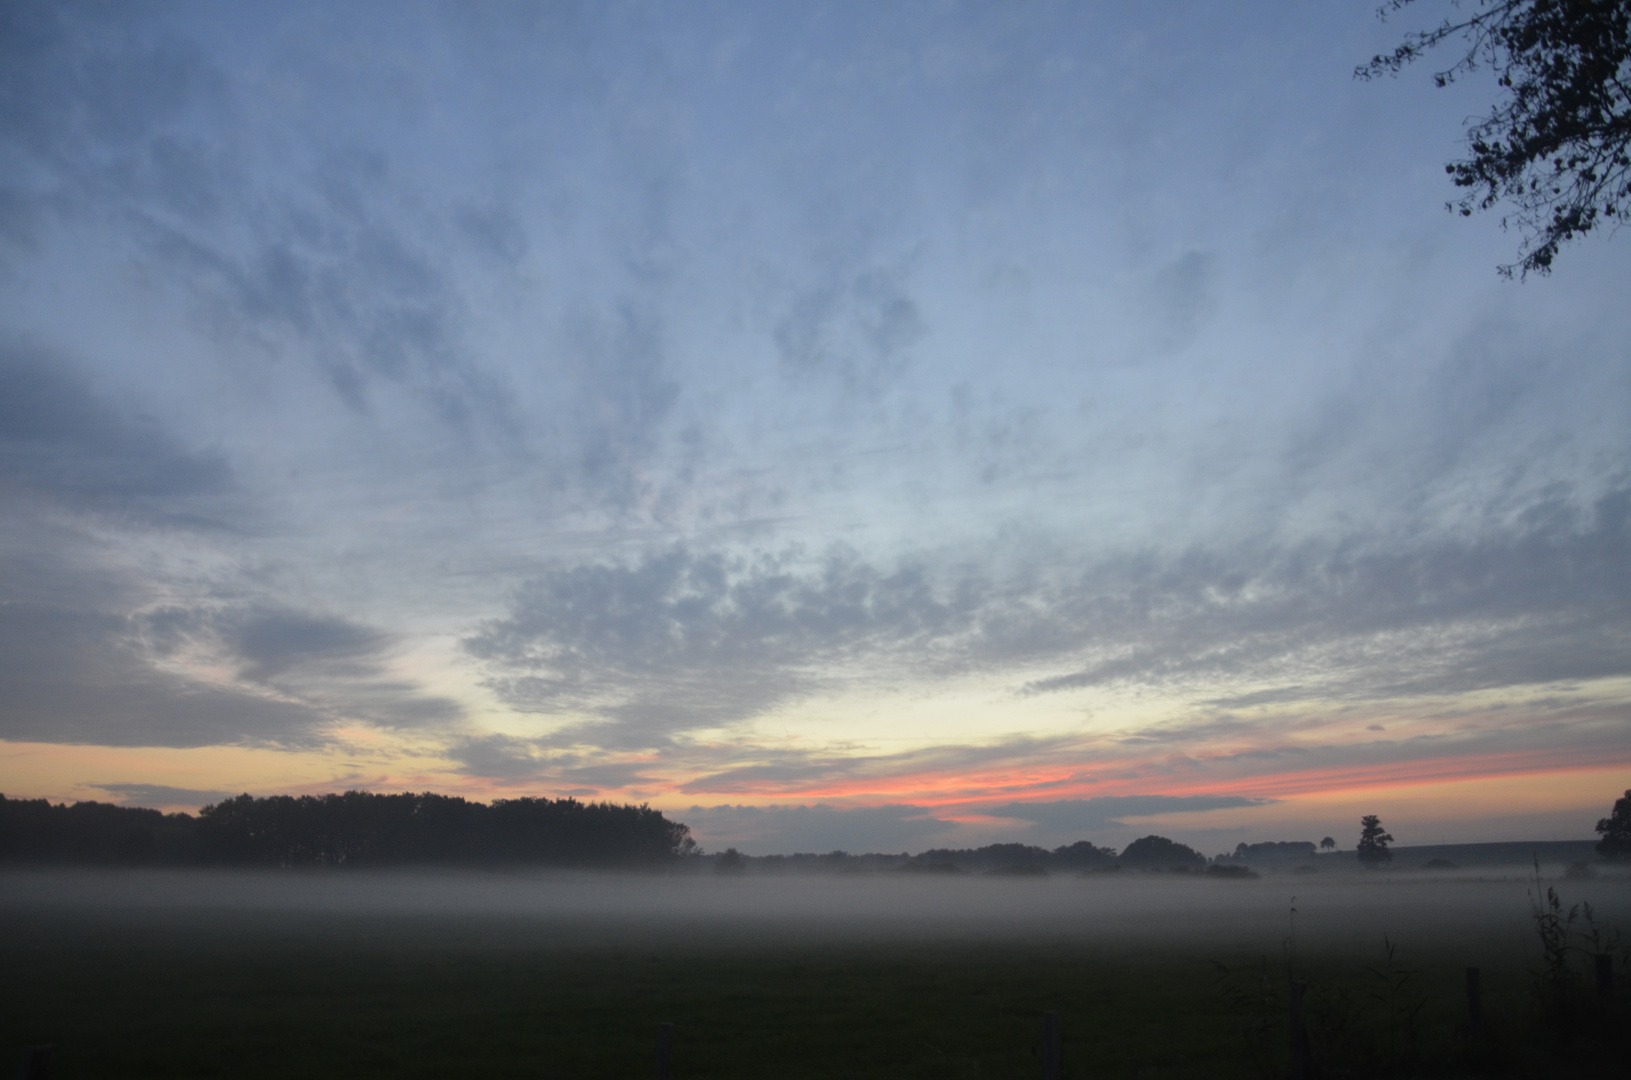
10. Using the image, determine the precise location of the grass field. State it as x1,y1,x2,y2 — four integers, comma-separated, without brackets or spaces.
2,867,1626,1078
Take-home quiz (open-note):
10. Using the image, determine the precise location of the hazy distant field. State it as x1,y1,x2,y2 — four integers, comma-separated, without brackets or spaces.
4,865,1627,1078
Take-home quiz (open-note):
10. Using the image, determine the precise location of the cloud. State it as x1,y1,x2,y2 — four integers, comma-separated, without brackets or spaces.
561,301,681,506
986,795,1273,832
0,514,458,748
2,0,1627,837
0,348,355,748
467,483,1631,751
466,545,977,738
0,604,330,748
140,603,463,730
444,733,553,781
0,1,228,245
443,734,662,790
774,261,927,392
1148,250,1215,353
88,782,237,809
436,723,1091,806
676,758,862,796
671,734,1081,798
0,598,461,748
0,3,523,441
0,0,708,505
1105,704,1631,797
155,178,518,435
0,341,233,519
221,608,389,683
455,200,529,265
1023,486,1631,703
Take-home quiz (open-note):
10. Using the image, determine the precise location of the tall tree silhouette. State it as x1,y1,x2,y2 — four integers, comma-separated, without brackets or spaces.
1596,788,1631,859
1357,814,1395,867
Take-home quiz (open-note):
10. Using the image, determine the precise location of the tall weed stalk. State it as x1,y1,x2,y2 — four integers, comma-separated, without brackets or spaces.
1211,958,1280,1080
1526,858,1629,1050
1528,860,1582,1033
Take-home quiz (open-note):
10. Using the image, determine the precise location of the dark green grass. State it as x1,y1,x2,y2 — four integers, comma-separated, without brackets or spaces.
1,896,1621,1078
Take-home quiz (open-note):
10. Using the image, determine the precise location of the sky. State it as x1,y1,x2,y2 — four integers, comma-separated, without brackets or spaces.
2,0,1628,856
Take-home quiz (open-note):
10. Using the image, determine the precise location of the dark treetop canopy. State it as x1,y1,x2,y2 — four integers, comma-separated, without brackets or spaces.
1359,0,1631,276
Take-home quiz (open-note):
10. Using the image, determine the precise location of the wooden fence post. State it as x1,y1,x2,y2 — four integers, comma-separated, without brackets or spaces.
656,1022,674,1080
1465,967,1482,1032
1288,980,1309,1080
1041,1010,1061,1080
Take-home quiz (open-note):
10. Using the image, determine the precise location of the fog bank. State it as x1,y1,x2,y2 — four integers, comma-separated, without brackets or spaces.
5,866,1627,957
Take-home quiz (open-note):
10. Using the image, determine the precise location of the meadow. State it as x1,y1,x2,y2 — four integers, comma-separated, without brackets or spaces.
3,864,1626,1079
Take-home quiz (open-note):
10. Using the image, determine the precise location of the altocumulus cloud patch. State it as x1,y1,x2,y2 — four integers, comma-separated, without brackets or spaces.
464,545,979,737
465,486,1631,753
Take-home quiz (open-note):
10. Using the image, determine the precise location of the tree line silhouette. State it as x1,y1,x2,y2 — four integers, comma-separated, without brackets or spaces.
0,791,695,868
721,837,1206,874
26,791,1614,874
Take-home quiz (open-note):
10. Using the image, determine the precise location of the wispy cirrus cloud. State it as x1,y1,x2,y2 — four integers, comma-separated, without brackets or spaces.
0,605,331,749
0,341,235,522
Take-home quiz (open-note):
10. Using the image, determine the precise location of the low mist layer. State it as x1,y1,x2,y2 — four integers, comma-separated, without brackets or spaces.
5,864,1626,957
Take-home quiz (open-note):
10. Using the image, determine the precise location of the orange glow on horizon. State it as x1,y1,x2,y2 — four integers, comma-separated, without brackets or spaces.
669,745,1631,812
